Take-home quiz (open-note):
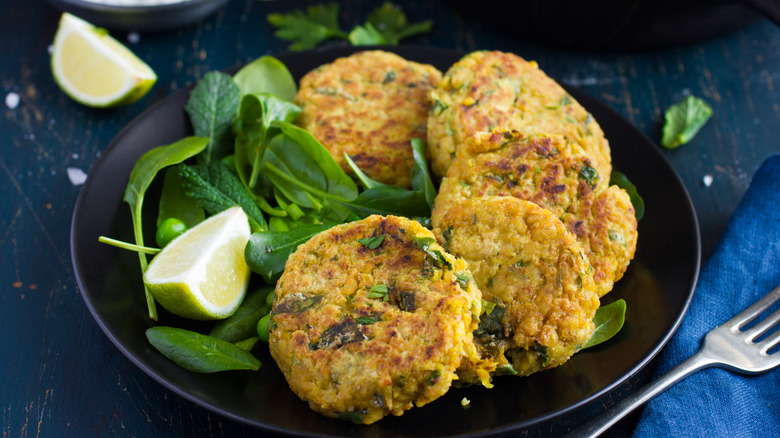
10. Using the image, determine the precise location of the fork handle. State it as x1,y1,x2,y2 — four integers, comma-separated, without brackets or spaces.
563,351,720,438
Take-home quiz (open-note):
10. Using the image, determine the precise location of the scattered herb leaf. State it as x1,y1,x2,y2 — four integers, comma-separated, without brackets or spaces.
266,3,348,51
367,284,389,301
661,95,713,149
578,163,600,186
357,234,385,249
356,316,379,325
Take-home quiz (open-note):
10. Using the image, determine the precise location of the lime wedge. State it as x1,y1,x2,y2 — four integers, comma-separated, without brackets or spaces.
144,207,252,320
50,13,157,108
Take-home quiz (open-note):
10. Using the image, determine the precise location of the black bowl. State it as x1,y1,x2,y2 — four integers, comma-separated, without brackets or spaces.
70,46,700,436
46,0,229,31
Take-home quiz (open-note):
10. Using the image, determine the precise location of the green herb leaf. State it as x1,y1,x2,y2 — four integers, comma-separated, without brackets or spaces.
184,72,240,164
578,163,600,186
357,234,385,249
454,271,472,288
410,139,437,209
343,153,396,190
661,95,713,149
233,93,302,191
481,299,496,315
582,299,626,349
367,284,389,301
146,326,261,373
123,137,209,319
348,23,388,46
210,287,274,343
178,162,268,232
364,2,433,45
157,167,205,228
356,316,380,325
233,56,297,101
245,224,336,282
413,236,453,269
266,3,348,51
610,171,645,221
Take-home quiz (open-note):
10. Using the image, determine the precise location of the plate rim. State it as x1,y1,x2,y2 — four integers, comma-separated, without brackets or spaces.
70,45,701,436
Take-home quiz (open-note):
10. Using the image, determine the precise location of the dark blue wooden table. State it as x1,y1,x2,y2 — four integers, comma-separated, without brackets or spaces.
2,0,778,436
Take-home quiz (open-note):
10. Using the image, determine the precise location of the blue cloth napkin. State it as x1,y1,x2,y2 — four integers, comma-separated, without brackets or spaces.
633,153,780,438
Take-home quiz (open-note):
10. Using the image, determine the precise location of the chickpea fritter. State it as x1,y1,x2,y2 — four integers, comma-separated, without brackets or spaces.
432,130,637,297
294,51,442,188
269,215,489,424
434,196,600,378
427,50,611,180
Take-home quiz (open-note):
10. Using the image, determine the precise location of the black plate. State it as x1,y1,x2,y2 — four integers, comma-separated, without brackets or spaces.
70,46,700,437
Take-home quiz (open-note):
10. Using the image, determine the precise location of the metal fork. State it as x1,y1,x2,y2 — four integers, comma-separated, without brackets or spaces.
566,284,780,438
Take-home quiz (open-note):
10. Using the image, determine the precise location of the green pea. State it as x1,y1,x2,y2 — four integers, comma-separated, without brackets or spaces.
257,314,271,342
266,290,275,307
156,217,187,247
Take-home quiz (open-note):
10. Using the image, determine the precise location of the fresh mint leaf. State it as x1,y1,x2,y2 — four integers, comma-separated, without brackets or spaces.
661,95,713,149
177,162,268,232
365,2,432,45
233,56,297,101
582,299,626,349
357,234,385,249
245,224,336,282
611,171,645,221
123,136,209,320
267,3,348,51
184,72,240,164
146,326,261,373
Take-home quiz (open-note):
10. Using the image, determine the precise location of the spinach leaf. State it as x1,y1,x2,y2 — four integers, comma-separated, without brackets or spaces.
178,161,268,232
410,138,436,208
234,337,260,352
234,93,301,191
210,286,273,343
582,299,626,349
266,3,348,51
124,137,208,320
262,121,358,211
343,153,395,190
184,72,240,164
661,95,713,149
157,167,204,228
610,171,645,221
245,223,336,282
146,326,261,373
338,187,430,219
233,56,297,101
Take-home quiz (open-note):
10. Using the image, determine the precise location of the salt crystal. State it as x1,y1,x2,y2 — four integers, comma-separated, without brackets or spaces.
5,92,19,109
127,32,140,44
703,174,713,187
67,167,88,186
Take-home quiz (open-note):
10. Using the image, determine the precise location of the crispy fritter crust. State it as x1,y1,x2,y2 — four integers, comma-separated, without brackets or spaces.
427,50,611,179
269,215,487,424
294,51,441,188
432,130,637,297
434,196,599,377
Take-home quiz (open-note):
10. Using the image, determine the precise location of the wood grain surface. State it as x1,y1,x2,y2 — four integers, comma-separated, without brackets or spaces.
1,0,778,437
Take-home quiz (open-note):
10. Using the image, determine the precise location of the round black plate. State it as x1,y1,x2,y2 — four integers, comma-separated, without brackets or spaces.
70,46,700,437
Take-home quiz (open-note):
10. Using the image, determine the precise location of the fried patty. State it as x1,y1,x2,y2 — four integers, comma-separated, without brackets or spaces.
269,215,488,424
294,50,442,188
432,130,637,297
427,50,611,180
434,196,600,378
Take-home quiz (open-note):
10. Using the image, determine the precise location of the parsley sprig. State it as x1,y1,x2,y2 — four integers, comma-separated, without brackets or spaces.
267,2,433,51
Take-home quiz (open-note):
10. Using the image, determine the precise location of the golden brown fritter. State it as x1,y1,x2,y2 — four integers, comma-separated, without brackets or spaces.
269,215,489,424
432,130,637,297
294,50,441,188
434,196,600,378
427,50,611,180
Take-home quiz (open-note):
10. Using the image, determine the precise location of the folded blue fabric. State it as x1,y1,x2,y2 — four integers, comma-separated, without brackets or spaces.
633,153,780,438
